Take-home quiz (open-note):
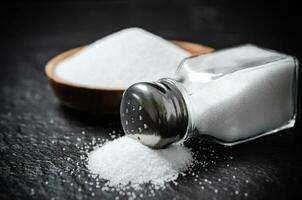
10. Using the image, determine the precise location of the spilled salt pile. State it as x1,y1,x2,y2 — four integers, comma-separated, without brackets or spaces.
75,133,246,198
87,136,193,189
55,27,190,89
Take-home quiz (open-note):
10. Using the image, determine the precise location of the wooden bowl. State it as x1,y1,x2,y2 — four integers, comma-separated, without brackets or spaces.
45,41,214,115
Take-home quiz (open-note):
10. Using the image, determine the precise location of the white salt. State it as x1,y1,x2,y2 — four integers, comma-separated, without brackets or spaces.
55,27,190,89
183,45,297,142
87,136,193,189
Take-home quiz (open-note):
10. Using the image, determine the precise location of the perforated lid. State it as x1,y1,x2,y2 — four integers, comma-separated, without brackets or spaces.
120,79,189,149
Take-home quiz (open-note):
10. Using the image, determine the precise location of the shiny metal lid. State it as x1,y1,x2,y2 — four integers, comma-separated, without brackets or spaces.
120,79,188,149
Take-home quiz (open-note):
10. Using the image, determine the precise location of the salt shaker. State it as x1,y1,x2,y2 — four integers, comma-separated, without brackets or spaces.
120,44,299,149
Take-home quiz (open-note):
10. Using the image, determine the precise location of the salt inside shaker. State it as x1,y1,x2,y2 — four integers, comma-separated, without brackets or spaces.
120,44,299,149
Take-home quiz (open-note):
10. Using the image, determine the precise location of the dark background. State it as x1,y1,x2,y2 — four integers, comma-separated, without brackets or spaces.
0,0,301,199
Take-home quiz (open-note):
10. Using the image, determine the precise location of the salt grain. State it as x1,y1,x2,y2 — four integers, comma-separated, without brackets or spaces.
87,136,193,189
55,28,190,89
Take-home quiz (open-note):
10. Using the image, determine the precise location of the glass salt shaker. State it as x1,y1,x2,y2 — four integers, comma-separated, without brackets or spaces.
120,44,299,149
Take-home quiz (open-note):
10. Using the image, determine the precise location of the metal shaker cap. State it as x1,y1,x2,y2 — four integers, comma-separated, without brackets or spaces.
120,79,189,149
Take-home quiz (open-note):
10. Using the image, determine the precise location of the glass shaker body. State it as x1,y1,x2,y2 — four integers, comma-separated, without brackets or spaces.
170,44,299,145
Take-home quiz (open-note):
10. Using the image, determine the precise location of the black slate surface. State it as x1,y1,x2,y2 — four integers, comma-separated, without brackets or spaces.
1,1,302,199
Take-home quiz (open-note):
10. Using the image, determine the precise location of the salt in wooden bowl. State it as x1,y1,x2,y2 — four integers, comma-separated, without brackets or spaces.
45,41,214,115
